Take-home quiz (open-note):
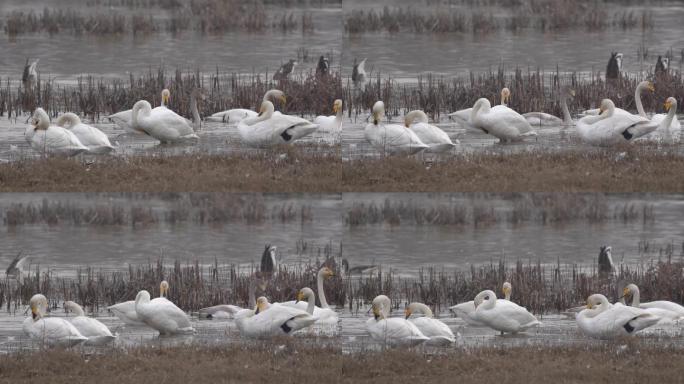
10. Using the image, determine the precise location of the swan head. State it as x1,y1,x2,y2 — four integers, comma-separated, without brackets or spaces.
404,302,433,319
501,87,511,104
371,101,385,125
29,294,48,320
135,290,151,305
598,99,615,116
664,97,677,111
621,283,639,300
264,89,286,106
332,99,343,114
30,108,50,130
160,280,169,297
585,293,609,310
161,89,171,106
64,301,85,316
404,110,429,127
255,296,270,314
371,295,390,320
473,290,497,308
257,101,275,117
638,81,655,93
502,282,512,297
296,287,314,303
319,266,335,278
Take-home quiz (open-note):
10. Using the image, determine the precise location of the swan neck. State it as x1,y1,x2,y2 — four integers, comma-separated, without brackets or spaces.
191,93,201,131
664,103,677,128
56,113,80,128
561,95,572,124
635,84,646,117
248,278,256,309
307,292,316,314
68,302,85,317
317,269,329,309
471,99,489,121
631,286,640,306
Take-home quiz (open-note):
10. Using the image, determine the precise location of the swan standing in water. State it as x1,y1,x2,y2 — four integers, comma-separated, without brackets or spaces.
131,93,200,143
235,296,317,338
207,89,286,124
365,101,428,155
313,99,343,145
470,96,537,142
108,281,170,326
472,289,540,334
23,294,87,347
449,282,512,326
25,108,89,156
366,295,429,347
523,87,575,127
64,301,116,346
576,99,658,146
646,97,681,144
134,288,193,335
292,287,339,334
107,89,170,134
281,267,338,323
576,293,660,339
404,302,456,345
620,283,684,323
583,81,653,117
404,110,458,153
448,87,510,130
56,113,115,154
237,100,318,146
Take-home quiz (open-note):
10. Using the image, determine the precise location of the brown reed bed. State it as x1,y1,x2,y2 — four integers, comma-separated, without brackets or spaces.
0,67,342,120
344,3,653,34
346,68,684,121
344,194,655,227
1,342,682,383
1,194,313,227
2,2,316,37
0,147,682,192
1,240,682,316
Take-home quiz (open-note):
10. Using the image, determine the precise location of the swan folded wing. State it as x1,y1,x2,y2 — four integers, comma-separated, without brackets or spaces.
145,109,195,138
640,301,684,315
71,316,113,338
199,304,243,317
28,318,84,342
143,301,192,332
480,300,539,330
412,317,454,340
488,107,535,135
35,127,87,153
71,125,113,148
411,123,453,146
269,115,318,143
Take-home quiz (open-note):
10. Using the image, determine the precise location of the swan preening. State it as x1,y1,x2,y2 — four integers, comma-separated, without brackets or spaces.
108,280,170,326
404,302,456,345
237,100,318,146
449,281,513,326
647,97,681,144
576,99,658,146
314,99,344,145
471,288,540,334
470,97,537,142
366,295,429,347
135,289,194,335
207,89,286,124
620,283,684,323
131,89,201,143
404,110,458,152
23,294,88,347
577,293,660,339
523,87,575,127
25,108,89,156
56,113,116,154
365,101,429,155
448,87,511,131
107,89,170,133
235,296,317,338
64,301,116,345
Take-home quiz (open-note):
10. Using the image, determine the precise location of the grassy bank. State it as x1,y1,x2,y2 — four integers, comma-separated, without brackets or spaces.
0,148,682,192
0,343,681,383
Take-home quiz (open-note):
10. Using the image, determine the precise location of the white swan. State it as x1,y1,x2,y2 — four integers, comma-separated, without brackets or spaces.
280,267,338,324
108,280,169,326
448,88,510,130
313,99,343,145
449,282,512,326
25,108,89,156
470,98,537,142
404,110,457,153
576,293,660,339
56,113,115,154
647,97,681,144
207,89,286,124
366,295,429,347
291,287,339,335
472,289,540,334
64,301,116,346
235,296,317,338
237,100,318,146
134,289,193,335
23,294,87,347
404,302,456,345
365,101,428,155
107,89,170,134
576,99,659,146
523,87,575,127
132,95,199,143
620,283,684,323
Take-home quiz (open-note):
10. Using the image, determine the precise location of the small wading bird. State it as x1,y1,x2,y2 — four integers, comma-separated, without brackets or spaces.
274,59,297,81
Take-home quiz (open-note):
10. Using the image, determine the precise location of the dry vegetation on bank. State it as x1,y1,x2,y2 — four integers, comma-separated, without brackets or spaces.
0,343,682,383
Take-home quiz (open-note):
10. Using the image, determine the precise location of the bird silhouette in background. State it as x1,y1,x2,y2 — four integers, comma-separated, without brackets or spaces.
606,52,622,81
352,58,367,87
22,58,39,89
274,59,297,81
598,245,615,278
316,55,330,77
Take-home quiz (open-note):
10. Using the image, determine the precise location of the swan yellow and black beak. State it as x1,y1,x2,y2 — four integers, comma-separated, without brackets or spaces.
586,300,593,310
404,307,411,320
620,286,631,299
295,290,304,304
569,89,576,97
665,100,673,111
372,304,381,320
332,103,340,114
646,82,655,92
31,304,38,320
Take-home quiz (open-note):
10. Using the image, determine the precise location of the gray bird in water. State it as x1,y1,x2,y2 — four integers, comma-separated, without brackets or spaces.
352,58,367,87
598,245,615,278
22,58,39,89
605,52,622,80
316,55,330,77
274,59,297,81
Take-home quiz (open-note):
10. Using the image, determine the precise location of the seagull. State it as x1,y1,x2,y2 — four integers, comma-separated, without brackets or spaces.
274,59,297,81
316,56,330,77
22,58,39,89
352,58,367,87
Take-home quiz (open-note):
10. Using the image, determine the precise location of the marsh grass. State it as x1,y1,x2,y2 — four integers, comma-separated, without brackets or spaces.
344,194,656,227
344,3,653,34
1,241,682,316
